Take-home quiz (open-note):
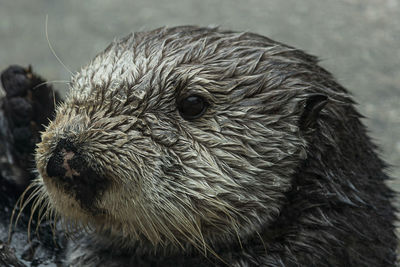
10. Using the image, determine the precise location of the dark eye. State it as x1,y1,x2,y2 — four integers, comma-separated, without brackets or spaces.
177,95,208,120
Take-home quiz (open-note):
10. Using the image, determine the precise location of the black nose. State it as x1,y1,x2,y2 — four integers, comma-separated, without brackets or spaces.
46,139,76,178
46,151,66,178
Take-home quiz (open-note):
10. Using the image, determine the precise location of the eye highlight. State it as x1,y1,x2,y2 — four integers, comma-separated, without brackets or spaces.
177,95,208,120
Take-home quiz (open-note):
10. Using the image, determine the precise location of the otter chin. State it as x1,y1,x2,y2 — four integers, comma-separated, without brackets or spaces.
30,26,396,266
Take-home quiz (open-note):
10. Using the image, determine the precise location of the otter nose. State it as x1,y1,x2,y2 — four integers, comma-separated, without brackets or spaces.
46,139,77,178
46,152,66,178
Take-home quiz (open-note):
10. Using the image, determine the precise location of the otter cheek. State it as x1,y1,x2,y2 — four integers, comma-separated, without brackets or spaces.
45,139,109,213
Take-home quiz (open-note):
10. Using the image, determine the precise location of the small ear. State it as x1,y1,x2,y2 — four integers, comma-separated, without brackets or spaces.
299,94,328,131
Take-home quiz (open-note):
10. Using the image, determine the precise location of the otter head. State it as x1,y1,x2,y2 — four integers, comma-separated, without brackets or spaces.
35,26,328,251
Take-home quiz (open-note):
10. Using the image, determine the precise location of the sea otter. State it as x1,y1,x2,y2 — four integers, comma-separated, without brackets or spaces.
14,26,398,266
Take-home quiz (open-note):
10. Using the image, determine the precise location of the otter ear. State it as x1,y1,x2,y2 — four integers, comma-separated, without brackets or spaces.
299,94,328,131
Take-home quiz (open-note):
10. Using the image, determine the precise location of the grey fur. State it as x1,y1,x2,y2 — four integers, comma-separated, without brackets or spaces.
31,26,397,266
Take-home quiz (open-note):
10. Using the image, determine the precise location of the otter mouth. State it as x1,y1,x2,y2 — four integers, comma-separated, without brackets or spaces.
44,139,109,213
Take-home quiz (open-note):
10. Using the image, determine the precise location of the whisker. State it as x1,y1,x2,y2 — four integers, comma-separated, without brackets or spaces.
28,191,45,242
52,87,57,110
8,183,41,243
35,193,49,234
32,80,70,91
15,186,42,228
45,14,73,76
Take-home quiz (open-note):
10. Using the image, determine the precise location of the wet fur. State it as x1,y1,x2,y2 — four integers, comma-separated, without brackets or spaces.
21,26,397,266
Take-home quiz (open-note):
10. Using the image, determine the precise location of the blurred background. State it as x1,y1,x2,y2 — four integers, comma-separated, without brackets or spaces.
1,0,399,196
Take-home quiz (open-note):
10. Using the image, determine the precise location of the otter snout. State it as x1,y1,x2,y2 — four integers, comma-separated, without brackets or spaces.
45,139,109,212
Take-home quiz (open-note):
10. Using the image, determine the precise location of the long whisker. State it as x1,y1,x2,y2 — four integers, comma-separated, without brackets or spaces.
8,184,31,240
8,183,41,243
34,191,49,234
27,190,46,242
32,80,70,91
14,187,42,229
45,14,73,76
52,87,57,110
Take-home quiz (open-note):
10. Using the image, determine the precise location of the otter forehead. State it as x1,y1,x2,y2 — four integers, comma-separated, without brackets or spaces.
67,26,302,115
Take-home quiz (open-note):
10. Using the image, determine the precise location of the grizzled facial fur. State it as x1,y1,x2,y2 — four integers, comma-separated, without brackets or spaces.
34,26,338,251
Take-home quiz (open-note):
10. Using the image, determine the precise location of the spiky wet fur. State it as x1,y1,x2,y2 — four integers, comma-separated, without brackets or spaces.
20,26,397,266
